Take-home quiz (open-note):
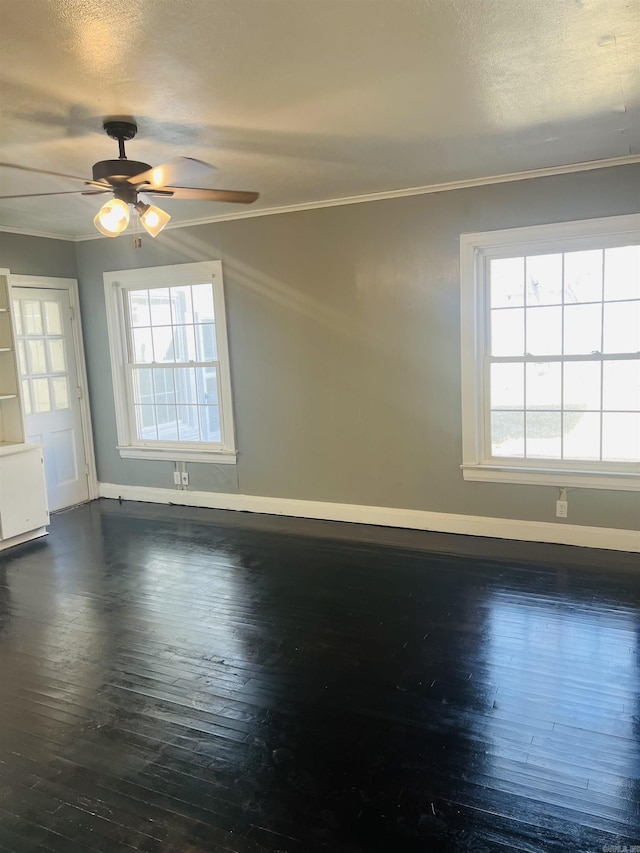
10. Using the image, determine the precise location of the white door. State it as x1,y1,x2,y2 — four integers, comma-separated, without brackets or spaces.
12,287,90,511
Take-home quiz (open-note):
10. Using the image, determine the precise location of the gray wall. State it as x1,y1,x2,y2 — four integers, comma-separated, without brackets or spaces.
0,231,77,278
70,163,639,531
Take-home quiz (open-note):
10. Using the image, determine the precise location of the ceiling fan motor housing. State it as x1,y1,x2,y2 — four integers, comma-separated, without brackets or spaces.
92,159,152,184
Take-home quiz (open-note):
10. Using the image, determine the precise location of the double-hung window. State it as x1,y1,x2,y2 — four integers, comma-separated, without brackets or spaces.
104,261,237,463
460,214,639,490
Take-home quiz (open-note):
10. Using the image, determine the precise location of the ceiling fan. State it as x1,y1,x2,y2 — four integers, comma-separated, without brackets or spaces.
0,119,259,237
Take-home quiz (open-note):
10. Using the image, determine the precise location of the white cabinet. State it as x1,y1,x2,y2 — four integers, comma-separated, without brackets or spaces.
0,273,49,550
0,444,49,548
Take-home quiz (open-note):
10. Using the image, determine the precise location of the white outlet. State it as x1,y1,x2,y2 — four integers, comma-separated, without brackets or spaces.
173,471,181,485
181,471,189,486
556,500,568,518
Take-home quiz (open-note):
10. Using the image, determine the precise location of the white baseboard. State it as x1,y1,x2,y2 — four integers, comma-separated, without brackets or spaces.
97,483,639,553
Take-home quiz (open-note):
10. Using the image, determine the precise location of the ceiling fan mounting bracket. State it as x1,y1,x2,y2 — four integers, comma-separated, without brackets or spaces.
103,120,139,161
103,120,138,142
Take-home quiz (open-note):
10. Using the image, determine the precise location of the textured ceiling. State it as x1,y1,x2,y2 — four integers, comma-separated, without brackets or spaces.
0,0,638,239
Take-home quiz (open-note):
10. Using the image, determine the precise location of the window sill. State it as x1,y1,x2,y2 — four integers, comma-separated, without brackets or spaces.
461,464,639,491
117,446,237,465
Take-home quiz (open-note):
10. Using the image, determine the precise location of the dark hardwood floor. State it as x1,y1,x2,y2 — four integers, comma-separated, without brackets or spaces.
0,499,638,852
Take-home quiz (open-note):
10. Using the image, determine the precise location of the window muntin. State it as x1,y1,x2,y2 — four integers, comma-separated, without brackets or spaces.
485,245,640,464
460,215,640,490
125,284,222,446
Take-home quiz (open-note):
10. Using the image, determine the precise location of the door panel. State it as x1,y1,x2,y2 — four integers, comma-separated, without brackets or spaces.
13,287,89,511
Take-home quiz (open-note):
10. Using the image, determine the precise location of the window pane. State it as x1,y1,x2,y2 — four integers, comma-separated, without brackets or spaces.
604,245,640,302
175,367,197,405
23,301,43,335
563,412,600,460
177,405,200,441
132,368,154,405
152,326,175,363
526,306,562,355
602,413,640,461
603,300,640,354
47,339,66,373
526,362,561,410
490,257,524,308
135,404,158,440
52,376,70,410
153,368,175,404
12,301,22,335
17,341,27,376
28,339,47,374
564,249,602,304
491,411,524,457
490,309,524,356
526,412,561,459
564,303,602,355
149,289,171,325
132,328,153,363
199,406,221,442
170,286,193,325
526,254,562,306
172,325,196,363
195,323,217,361
603,361,640,411
192,284,215,322
21,379,31,415
195,366,218,406
156,404,179,440
563,362,601,410
32,377,51,412
129,290,151,327
490,363,524,409
43,300,63,335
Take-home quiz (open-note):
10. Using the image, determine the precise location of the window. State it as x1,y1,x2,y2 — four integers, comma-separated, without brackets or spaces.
460,214,640,490
104,261,237,463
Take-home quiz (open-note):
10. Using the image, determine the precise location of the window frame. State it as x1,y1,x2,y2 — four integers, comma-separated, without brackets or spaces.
460,213,640,491
104,261,237,464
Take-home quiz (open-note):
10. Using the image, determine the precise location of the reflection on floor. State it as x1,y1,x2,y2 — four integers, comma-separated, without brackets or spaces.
0,499,638,852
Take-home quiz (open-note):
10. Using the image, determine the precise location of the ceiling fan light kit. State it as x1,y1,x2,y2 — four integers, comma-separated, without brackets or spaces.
135,202,172,238
93,197,130,237
0,118,259,239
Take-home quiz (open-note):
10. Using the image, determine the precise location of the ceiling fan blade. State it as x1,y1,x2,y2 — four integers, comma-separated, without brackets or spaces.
0,161,108,189
150,186,259,204
128,157,216,188
0,189,107,200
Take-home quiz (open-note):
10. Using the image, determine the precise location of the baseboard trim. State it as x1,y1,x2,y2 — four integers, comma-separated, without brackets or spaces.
97,483,639,553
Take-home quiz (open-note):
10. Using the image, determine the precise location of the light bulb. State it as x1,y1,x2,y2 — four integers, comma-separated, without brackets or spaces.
93,198,130,237
135,202,171,238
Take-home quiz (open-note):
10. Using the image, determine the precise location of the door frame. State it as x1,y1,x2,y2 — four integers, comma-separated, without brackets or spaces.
8,273,99,504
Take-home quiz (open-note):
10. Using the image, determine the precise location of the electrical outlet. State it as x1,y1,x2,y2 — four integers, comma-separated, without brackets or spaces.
181,471,189,486
556,500,568,518
173,471,181,485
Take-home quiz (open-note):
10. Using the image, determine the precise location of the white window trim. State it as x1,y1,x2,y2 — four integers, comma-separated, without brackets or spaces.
104,261,237,464
460,213,640,491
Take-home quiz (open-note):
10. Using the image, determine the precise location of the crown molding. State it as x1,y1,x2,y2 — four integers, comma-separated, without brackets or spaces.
3,154,639,243
0,223,76,241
